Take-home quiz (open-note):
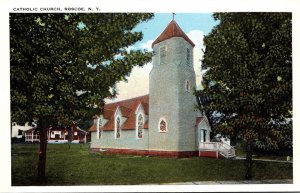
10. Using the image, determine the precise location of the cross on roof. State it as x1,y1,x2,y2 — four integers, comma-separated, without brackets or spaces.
172,13,176,20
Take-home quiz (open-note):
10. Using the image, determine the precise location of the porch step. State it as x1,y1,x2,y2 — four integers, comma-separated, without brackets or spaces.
220,150,236,159
199,142,236,159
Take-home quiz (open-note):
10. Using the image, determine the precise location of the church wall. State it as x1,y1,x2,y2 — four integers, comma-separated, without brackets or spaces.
90,129,149,150
177,39,198,152
149,38,180,151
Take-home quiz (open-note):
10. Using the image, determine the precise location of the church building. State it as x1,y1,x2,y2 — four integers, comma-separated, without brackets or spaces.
89,19,215,157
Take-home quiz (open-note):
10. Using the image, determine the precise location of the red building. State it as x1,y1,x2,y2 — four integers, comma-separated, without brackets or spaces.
24,125,89,144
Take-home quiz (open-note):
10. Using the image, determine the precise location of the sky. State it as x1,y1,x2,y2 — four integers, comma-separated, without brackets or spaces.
107,13,219,103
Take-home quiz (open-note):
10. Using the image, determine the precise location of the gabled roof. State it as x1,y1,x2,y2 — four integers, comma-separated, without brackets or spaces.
118,106,132,118
152,20,195,48
103,109,114,119
24,127,38,133
76,126,89,133
105,95,149,111
88,95,149,132
89,124,97,132
50,127,66,131
195,116,211,131
102,118,114,131
195,117,204,127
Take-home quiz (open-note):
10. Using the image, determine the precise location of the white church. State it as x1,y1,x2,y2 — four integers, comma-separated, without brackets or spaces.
89,19,235,158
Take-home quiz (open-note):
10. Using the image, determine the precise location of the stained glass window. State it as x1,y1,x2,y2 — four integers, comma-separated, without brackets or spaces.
185,80,190,92
160,120,167,132
186,48,190,66
98,118,102,139
116,117,121,138
137,114,143,138
160,46,166,65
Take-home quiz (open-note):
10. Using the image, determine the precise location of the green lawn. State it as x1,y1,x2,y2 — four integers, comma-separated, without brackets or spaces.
235,146,293,161
11,143,293,185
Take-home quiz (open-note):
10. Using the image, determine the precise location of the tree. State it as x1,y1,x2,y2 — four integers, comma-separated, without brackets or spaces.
196,13,292,179
10,13,153,184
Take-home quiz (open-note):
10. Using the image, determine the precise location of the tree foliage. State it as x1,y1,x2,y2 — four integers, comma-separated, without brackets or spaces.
10,13,154,183
196,13,292,179
10,13,153,126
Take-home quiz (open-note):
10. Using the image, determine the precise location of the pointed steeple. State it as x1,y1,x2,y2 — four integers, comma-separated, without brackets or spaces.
152,19,195,48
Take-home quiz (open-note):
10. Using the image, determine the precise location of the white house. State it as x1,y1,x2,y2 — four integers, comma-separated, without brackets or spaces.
11,122,33,138
24,125,89,144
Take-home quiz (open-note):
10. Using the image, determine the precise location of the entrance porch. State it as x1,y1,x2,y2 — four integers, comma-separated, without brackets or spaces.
199,142,236,159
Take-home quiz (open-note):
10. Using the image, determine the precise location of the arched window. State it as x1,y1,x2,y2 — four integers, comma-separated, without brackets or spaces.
97,117,102,139
116,117,121,138
185,80,190,92
159,118,167,132
186,48,190,66
200,129,207,142
137,114,144,138
160,46,167,65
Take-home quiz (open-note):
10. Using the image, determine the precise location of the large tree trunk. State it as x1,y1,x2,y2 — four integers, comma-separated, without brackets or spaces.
68,126,72,149
37,119,48,185
245,141,253,180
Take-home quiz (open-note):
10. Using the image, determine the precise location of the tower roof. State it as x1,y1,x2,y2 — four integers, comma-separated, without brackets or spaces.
152,20,195,48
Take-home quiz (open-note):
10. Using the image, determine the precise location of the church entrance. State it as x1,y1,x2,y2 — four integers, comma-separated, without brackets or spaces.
200,129,207,142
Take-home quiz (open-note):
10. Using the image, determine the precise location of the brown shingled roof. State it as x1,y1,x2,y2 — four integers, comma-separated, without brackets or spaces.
195,116,211,128
88,124,97,132
90,95,149,131
105,95,149,110
103,109,114,119
119,106,132,118
102,118,115,131
141,101,149,115
152,20,195,48
195,117,204,127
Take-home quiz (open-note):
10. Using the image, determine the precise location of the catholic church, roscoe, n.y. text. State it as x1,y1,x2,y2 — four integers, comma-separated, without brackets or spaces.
89,19,235,158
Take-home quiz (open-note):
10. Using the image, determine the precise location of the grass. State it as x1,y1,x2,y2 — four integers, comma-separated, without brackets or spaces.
234,146,293,161
11,143,293,185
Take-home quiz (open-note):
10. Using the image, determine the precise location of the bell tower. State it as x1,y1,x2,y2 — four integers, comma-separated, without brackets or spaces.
149,19,199,156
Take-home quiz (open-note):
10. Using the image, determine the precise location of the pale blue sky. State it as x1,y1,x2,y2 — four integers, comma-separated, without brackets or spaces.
134,13,219,46
111,13,219,102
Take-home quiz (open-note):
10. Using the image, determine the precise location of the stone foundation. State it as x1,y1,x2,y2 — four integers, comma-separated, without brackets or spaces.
199,150,224,158
90,148,198,158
